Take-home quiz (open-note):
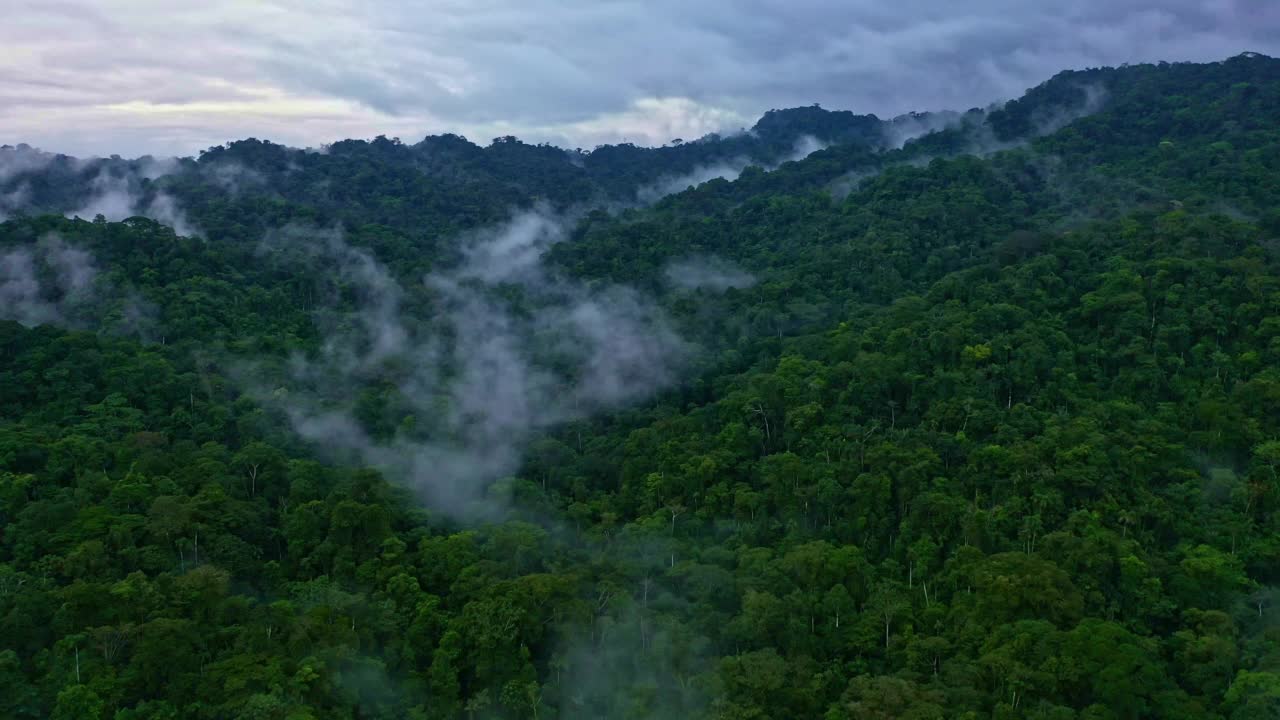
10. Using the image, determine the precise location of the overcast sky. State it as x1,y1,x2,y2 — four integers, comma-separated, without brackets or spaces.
4,1,1278,158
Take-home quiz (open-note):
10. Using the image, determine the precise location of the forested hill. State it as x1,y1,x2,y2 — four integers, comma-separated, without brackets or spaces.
2,52,1280,719
0,102,889,237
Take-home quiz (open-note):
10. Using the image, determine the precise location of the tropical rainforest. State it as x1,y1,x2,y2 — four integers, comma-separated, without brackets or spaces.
2,53,1280,719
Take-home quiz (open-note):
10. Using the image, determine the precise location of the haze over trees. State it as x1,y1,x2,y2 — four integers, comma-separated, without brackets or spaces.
2,53,1280,719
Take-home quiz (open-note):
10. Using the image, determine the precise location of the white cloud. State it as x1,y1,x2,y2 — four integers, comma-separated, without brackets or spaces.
2,1,1277,156
530,97,749,149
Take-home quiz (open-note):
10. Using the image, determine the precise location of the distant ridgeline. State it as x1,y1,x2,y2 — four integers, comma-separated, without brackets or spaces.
2,52,1280,720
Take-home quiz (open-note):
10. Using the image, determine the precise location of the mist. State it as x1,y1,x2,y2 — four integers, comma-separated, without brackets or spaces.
0,234,98,328
635,159,753,205
881,111,965,150
665,256,756,291
0,185,30,222
202,160,266,195
784,134,827,162
0,144,199,236
68,165,199,238
0,145,54,221
251,210,690,518
0,145,56,184
634,134,827,204
828,82,1109,201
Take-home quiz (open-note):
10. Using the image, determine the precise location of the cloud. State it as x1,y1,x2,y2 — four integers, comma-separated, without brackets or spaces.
527,97,750,150
1029,82,1109,136
785,134,827,162
249,211,689,517
3,2,1277,157
881,111,965,150
634,134,826,204
0,232,163,338
824,81,1107,200
0,184,31,222
201,160,265,194
0,234,98,327
1,144,198,234
665,256,756,291
64,164,199,237
635,159,752,205
0,144,57,184
72,170,137,221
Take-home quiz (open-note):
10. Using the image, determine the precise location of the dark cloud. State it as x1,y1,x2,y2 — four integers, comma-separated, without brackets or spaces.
3,1,1277,156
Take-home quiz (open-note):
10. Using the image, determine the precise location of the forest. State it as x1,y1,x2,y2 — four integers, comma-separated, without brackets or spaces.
2,53,1280,719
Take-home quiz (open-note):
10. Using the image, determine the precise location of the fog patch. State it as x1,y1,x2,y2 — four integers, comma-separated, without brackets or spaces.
67,167,199,237
0,234,98,327
0,145,198,236
0,183,32,222
664,256,755,291
829,84,1107,203
0,144,56,184
783,134,827,162
635,159,753,204
248,211,689,518
137,155,182,181
827,168,878,202
1031,83,1108,136
882,111,964,149
633,134,827,205
202,161,266,194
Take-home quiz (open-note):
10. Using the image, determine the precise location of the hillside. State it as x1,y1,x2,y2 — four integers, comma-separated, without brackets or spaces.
2,53,1280,719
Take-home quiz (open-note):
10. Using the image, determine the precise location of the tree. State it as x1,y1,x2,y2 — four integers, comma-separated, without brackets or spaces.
51,685,104,720
233,442,285,499
827,675,945,720
865,584,910,649
1224,671,1280,720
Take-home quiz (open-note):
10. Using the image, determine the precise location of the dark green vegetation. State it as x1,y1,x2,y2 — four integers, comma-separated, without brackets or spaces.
3,54,1280,719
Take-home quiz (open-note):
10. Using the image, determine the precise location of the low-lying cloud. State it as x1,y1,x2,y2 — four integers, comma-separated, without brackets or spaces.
665,256,755,291
881,111,966,150
251,210,691,517
635,160,751,204
68,166,199,237
828,82,1108,200
0,234,97,327
634,134,826,204
0,145,199,236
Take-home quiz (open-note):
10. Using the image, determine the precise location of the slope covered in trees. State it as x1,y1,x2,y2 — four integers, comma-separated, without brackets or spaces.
2,53,1279,719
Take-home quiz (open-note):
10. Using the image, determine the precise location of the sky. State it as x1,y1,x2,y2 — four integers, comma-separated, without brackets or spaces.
3,1,1279,158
